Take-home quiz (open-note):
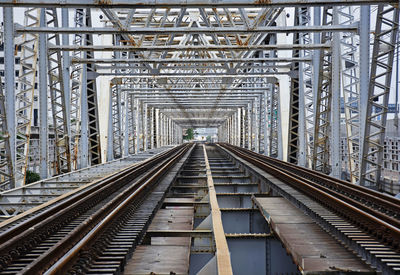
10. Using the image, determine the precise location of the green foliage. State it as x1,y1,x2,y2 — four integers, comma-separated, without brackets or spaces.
206,135,212,142
25,170,40,185
183,128,195,140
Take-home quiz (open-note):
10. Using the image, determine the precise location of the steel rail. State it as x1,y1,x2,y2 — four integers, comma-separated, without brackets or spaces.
30,144,191,274
219,143,400,250
0,144,190,273
0,146,180,240
220,143,400,218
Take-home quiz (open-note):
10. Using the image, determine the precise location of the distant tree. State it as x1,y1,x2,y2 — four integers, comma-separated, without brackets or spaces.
25,170,40,185
183,128,195,140
206,135,212,142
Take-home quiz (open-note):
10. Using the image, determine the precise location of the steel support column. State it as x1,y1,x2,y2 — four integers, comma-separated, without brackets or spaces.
155,109,160,148
360,5,399,188
3,7,16,187
330,7,341,178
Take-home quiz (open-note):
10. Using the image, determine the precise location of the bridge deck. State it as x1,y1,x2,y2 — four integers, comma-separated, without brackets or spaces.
254,197,375,274
124,207,193,275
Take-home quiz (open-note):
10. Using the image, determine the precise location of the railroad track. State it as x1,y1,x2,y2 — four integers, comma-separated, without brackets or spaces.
218,143,400,273
0,143,192,274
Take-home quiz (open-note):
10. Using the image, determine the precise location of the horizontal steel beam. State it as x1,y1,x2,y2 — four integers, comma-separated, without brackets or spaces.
16,24,358,34
177,124,223,127
48,43,330,51
143,98,253,103
125,90,265,94
134,95,259,100
99,72,289,76
109,74,283,79
72,57,311,64
161,108,236,111
111,77,275,84
0,0,394,8
96,64,290,70
148,103,248,107
172,117,228,119
124,88,267,92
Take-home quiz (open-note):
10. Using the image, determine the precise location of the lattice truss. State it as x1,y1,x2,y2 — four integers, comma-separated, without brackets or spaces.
101,7,283,158
360,5,399,187
0,4,398,190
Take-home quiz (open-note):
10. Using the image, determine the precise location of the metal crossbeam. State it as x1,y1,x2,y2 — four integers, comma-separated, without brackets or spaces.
71,57,312,64
47,44,331,51
0,0,394,8
16,25,359,34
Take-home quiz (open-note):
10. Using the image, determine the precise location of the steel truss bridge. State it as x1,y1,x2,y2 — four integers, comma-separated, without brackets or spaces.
0,0,399,193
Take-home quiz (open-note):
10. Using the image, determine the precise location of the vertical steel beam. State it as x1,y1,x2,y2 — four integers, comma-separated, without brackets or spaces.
263,90,268,155
155,109,160,148
276,84,283,159
39,8,48,179
254,99,259,153
143,104,148,150
128,94,135,154
307,6,321,168
287,7,306,164
123,91,130,156
150,107,154,149
135,98,140,153
233,112,236,146
237,107,241,147
312,7,333,174
242,107,246,148
80,51,89,167
168,118,172,145
247,103,252,150
85,9,102,165
360,5,399,188
15,8,40,185
3,7,16,187
340,5,361,183
331,7,341,178
113,86,123,158
0,76,14,190
0,73,13,190
46,8,71,175
298,8,312,166
107,86,114,161
71,8,84,169
359,6,370,168
61,8,71,141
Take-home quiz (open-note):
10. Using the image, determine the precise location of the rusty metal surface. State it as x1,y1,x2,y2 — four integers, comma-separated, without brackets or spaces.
219,143,400,248
0,144,192,274
254,197,375,273
124,203,193,274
